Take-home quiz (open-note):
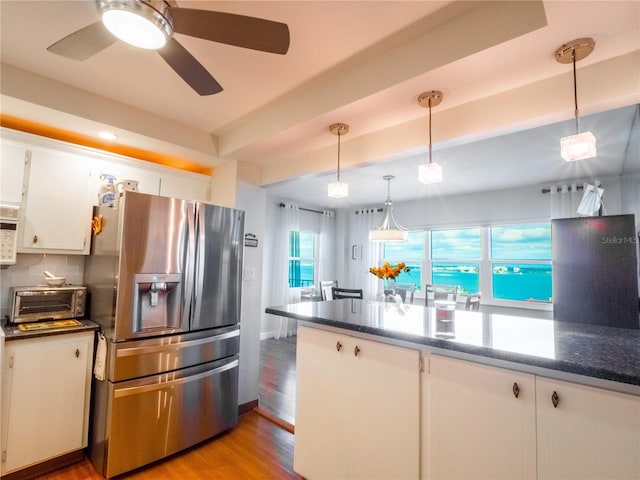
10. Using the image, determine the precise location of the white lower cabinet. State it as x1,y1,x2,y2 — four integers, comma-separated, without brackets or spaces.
295,326,420,480
0,332,94,475
536,376,640,479
424,355,640,480
426,355,537,479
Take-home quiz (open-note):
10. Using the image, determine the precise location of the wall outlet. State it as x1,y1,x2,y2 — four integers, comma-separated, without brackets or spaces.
243,267,256,281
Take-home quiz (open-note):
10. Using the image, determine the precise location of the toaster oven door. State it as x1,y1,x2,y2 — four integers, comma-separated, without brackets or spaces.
11,290,79,323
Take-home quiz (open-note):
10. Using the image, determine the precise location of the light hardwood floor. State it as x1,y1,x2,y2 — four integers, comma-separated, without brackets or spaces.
33,411,301,480
258,336,297,426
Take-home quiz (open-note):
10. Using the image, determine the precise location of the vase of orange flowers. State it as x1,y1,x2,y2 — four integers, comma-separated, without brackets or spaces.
369,262,410,295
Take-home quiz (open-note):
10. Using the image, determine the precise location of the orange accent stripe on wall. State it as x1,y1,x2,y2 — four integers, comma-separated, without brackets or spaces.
0,114,214,176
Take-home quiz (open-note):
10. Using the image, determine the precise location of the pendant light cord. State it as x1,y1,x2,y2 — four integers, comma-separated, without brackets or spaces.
428,98,433,165
572,48,580,134
337,131,342,181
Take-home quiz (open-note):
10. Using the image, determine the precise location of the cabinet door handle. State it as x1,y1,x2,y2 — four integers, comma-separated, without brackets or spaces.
32,235,38,244
551,390,560,408
336,341,342,352
512,382,520,398
354,345,360,357
75,348,80,358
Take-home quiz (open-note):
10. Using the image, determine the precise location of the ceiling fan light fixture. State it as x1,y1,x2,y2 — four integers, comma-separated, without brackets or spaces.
328,123,349,199
417,90,444,184
100,0,173,50
556,38,596,162
369,175,408,242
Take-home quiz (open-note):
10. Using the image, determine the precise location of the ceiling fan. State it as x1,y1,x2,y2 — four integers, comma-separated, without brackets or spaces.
46,0,290,96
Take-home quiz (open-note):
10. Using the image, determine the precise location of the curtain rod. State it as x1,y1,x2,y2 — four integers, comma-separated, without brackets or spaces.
279,202,324,214
541,185,585,194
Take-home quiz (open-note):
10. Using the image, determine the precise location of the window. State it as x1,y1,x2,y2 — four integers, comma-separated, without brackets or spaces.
490,224,552,301
288,231,316,287
383,231,425,290
431,228,482,295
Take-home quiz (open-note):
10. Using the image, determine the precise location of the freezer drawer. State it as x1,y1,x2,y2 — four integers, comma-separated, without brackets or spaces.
105,356,239,478
109,326,239,382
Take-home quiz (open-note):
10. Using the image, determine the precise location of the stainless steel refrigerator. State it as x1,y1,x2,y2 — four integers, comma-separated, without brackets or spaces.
84,191,244,478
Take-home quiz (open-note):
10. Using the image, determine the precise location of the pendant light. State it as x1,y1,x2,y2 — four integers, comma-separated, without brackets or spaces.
369,175,408,242
417,90,443,184
328,123,349,198
556,38,596,161
99,0,173,50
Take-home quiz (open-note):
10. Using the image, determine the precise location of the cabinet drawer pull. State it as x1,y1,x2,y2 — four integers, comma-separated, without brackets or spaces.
336,341,342,352
354,345,360,357
75,348,80,358
512,382,520,398
551,390,560,408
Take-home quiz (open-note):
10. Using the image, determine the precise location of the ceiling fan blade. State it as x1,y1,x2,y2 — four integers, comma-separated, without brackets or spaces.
168,8,290,55
158,38,223,96
47,21,117,61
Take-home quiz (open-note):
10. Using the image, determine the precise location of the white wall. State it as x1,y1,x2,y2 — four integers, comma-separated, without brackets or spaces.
235,181,266,407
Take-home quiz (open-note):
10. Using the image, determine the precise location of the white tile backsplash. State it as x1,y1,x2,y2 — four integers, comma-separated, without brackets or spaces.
0,254,85,320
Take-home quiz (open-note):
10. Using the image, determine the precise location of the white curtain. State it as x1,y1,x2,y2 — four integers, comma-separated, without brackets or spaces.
549,183,585,219
270,203,300,339
349,208,382,300
317,210,336,286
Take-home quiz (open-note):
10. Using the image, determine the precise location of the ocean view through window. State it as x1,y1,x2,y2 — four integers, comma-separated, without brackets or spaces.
376,224,552,304
490,224,552,301
288,231,316,287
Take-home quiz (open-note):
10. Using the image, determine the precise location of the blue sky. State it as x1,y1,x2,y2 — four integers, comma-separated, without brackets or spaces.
383,225,551,261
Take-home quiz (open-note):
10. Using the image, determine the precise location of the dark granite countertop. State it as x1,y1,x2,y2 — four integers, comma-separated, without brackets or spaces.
266,300,640,389
2,319,100,341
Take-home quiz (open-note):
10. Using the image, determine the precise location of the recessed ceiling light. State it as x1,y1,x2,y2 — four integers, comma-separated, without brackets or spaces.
99,131,117,141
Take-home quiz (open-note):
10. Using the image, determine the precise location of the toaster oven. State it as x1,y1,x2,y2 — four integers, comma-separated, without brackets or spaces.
9,285,87,323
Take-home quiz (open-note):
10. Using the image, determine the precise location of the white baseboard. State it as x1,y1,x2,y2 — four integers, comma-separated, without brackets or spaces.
260,330,278,340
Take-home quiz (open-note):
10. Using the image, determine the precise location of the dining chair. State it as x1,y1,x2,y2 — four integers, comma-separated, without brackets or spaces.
465,293,482,311
331,287,363,299
319,280,338,300
424,284,458,306
393,282,416,304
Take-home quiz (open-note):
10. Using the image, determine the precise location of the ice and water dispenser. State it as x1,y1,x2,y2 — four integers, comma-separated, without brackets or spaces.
133,273,183,333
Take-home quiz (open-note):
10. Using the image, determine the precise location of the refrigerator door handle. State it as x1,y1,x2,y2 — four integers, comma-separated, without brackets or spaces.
113,359,238,398
116,329,240,358
192,203,206,325
184,201,196,325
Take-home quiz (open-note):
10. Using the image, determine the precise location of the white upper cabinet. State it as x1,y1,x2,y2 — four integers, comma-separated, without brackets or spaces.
0,141,27,204
21,147,92,254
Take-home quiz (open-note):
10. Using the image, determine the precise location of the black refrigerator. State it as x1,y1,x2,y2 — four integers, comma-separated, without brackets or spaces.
552,214,639,329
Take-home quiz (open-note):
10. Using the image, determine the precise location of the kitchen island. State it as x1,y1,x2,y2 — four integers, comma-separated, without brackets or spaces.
266,299,640,480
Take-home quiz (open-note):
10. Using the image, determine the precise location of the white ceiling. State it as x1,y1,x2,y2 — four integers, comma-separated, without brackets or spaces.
1,1,639,209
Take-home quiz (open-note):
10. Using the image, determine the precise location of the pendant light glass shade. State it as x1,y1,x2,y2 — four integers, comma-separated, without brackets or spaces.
328,181,349,198
100,0,172,50
328,123,349,198
369,175,408,242
556,38,596,162
560,131,597,161
417,90,443,184
418,162,443,184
